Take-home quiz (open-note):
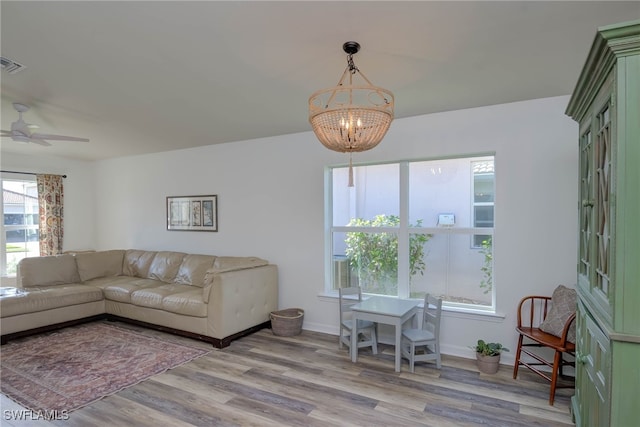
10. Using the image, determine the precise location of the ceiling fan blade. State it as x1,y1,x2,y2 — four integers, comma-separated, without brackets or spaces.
30,133,89,142
28,138,52,147
6,103,89,145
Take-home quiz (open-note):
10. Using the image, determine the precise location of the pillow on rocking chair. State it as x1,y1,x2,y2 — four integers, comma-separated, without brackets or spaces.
539,285,577,343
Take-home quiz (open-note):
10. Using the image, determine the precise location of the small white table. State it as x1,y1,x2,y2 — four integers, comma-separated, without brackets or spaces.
350,296,419,372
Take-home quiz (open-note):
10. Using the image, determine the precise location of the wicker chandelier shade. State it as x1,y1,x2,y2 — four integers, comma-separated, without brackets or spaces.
309,42,394,185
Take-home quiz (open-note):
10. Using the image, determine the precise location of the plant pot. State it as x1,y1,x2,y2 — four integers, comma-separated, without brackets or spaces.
476,352,500,374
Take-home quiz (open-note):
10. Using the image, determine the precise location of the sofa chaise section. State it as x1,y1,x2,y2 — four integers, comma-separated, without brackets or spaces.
0,254,106,337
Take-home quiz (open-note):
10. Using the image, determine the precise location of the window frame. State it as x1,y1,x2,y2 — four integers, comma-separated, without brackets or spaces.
325,154,496,311
471,160,495,248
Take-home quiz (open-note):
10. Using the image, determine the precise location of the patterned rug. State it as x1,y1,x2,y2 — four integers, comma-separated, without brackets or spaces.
0,322,210,413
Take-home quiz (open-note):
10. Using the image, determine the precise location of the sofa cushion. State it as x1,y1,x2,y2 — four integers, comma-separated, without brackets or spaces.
75,250,125,282
102,279,164,303
540,285,577,342
83,276,139,290
147,251,186,283
130,284,189,309
17,255,81,288
0,285,103,317
174,254,216,287
162,289,207,317
123,250,157,278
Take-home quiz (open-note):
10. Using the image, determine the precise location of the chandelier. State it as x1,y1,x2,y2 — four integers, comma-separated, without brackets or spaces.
309,41,394,186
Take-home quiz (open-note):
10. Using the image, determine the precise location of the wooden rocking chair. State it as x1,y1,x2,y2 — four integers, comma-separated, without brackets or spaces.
513,293,576,405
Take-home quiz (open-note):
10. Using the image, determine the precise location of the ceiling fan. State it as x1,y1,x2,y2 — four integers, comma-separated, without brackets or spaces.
1,102,89,146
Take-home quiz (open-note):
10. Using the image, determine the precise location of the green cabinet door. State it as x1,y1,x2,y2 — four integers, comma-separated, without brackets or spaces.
567,19,640,427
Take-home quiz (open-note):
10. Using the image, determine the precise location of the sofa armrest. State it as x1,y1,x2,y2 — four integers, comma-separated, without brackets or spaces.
206,264,278,339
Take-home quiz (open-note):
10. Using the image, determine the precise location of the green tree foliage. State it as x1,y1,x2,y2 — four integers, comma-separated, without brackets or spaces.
479,237,493,295
345,215,430,294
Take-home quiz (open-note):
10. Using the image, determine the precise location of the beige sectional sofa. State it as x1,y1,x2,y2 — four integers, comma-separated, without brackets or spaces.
0,249,278,347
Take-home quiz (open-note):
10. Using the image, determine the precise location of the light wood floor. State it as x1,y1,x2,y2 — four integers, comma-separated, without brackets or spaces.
1,321,574,426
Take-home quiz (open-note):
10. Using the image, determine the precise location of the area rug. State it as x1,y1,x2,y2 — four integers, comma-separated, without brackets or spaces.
0,322,210,413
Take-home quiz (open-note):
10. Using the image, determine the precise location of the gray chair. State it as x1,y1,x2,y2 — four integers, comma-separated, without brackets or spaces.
339,286,378,354
401,294,442,372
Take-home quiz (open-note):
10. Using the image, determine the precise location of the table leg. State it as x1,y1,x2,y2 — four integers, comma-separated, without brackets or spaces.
351,312,358,363
394,318,402,372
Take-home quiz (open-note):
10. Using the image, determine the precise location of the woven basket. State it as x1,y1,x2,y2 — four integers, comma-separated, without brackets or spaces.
270,308,304,336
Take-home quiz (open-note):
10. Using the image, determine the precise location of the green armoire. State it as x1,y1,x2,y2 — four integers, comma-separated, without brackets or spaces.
565,20,640,427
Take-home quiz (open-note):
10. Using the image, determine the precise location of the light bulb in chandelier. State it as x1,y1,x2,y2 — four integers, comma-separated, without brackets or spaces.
339,115,364,145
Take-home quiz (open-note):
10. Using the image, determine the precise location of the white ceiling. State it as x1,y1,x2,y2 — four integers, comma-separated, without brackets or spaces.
1,1,639,161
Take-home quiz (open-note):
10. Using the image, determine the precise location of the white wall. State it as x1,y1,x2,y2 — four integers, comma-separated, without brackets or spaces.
1,95,578,363
91,95,578,363
0,151,96,252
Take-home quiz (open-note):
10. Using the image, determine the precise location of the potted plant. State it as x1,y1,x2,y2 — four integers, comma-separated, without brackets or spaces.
472,339,508,374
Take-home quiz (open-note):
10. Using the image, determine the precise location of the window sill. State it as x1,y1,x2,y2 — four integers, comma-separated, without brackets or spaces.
317,291,505,322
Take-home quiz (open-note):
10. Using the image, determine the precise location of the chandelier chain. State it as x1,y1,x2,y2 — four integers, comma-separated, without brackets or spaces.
347,53,359,75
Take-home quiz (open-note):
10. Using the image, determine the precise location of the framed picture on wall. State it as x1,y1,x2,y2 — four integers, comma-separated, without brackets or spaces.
167,195,217,231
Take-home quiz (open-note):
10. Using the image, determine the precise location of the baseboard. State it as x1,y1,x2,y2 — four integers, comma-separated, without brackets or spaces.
301,323,549,369
302,321,339,336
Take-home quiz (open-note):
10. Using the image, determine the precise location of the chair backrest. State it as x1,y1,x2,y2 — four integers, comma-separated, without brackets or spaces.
339,286,363,325
422,294,443,339
517,296,551,328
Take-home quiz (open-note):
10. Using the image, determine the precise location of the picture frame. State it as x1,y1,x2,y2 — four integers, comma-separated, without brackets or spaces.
167,195,217,231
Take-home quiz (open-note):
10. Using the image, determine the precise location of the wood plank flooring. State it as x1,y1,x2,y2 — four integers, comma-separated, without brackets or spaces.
1,321,574,426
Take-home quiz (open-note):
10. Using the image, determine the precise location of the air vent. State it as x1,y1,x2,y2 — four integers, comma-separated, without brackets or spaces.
0,56,26,74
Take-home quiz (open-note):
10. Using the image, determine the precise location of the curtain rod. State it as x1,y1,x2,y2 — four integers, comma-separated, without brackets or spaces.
0,170,67,178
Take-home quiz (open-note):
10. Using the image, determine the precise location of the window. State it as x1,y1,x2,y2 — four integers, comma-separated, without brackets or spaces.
327,155,495,310
1,176,39,276
472,160,495,248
